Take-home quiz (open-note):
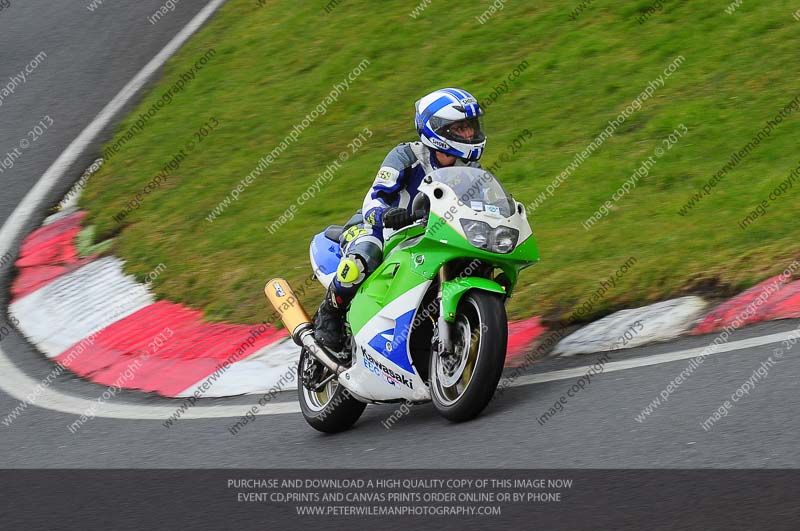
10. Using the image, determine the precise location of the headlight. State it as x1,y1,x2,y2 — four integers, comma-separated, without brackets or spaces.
493,226,518,253
460,220,519,254
461,220,490,249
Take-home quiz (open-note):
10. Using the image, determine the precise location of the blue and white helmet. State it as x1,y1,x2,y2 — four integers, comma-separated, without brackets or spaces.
415,88,486,161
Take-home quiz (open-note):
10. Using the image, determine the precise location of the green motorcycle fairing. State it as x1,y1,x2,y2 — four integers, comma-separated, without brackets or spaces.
348,211,539,336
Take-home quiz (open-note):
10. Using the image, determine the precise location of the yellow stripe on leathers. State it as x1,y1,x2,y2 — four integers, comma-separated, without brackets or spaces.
264,278,311,338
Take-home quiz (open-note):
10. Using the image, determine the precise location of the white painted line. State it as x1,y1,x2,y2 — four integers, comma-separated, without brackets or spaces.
510,329,795,388
0,348,300,420
0,0,240,421
2,322,797,421
57,158,104,212
0,0,793,423
0,0,227,261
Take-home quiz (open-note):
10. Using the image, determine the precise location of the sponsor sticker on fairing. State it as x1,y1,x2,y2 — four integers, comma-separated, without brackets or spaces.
361,348,413,389
485,204,501,216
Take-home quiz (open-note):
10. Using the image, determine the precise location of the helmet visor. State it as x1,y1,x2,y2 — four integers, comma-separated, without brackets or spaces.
430,116,486,145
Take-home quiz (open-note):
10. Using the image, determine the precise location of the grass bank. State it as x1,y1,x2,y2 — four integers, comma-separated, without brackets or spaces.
78,0,800,325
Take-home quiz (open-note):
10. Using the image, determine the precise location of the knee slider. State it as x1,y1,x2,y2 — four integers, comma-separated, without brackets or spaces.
336,255,366,288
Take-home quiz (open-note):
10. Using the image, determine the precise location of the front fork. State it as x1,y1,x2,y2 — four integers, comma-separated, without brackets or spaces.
437,266,454,356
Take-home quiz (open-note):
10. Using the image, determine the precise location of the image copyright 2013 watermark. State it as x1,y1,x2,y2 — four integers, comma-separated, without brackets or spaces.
700,326,795,432
582,124,688,230
103,48,217,162
147,0,182,25
0,50,47,108
1,262,166,428
700,355,779,432
265,128,373,235
113,118,221,224
0,115,54,174
498,257,639,395
206,59,371,223
737,159,799,230
678,93,800,216
526,55,685,214
0,251,13,271
635,259,800,423
480,61,529,111
476,0,507,25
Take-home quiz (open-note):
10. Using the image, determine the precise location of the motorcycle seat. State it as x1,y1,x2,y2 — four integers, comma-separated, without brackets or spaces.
324,225,345,242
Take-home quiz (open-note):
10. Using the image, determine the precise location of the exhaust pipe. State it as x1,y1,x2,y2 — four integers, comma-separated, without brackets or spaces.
264,278,344,375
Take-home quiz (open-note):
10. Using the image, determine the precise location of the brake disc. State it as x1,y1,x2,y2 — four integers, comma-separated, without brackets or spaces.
437,318,471,388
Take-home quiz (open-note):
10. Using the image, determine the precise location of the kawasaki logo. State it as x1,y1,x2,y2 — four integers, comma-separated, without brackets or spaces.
362,348,413,389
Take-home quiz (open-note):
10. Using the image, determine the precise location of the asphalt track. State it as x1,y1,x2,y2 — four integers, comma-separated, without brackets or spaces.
1,1,799,471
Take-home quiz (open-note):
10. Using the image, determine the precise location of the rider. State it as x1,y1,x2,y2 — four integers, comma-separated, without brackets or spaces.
313,87,487,356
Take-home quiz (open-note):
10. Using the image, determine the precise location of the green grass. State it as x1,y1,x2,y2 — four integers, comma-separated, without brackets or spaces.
78,0,800,325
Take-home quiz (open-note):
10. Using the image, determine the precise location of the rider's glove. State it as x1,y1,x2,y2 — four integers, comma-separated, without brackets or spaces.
382,207,411,229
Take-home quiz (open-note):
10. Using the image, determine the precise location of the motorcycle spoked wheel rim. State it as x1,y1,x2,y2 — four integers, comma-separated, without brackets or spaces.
432,297,482,406
300,353,338,412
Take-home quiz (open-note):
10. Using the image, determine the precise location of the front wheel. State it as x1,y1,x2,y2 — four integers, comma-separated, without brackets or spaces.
297,348,366,433
430,290,508,422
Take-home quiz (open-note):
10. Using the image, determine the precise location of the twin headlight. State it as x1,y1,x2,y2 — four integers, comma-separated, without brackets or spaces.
459,220,519,254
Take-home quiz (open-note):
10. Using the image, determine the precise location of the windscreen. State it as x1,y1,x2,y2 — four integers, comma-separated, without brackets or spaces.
427,167,514,217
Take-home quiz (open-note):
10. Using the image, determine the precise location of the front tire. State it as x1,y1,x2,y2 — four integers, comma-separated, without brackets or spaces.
430,291,507,422
297,348,366,433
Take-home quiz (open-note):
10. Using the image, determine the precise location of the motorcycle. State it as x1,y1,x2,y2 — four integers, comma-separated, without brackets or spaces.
265,166,539,432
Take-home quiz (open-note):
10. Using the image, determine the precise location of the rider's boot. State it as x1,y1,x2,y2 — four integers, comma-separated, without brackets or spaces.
313,284,351,360
313,247,375,362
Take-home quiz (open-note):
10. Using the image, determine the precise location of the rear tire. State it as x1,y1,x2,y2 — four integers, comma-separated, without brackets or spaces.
297,348,366,433
430,291,507,422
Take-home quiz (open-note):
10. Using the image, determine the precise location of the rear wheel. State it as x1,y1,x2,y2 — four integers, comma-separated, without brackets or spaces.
430,291,507,422
297,347,366,433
